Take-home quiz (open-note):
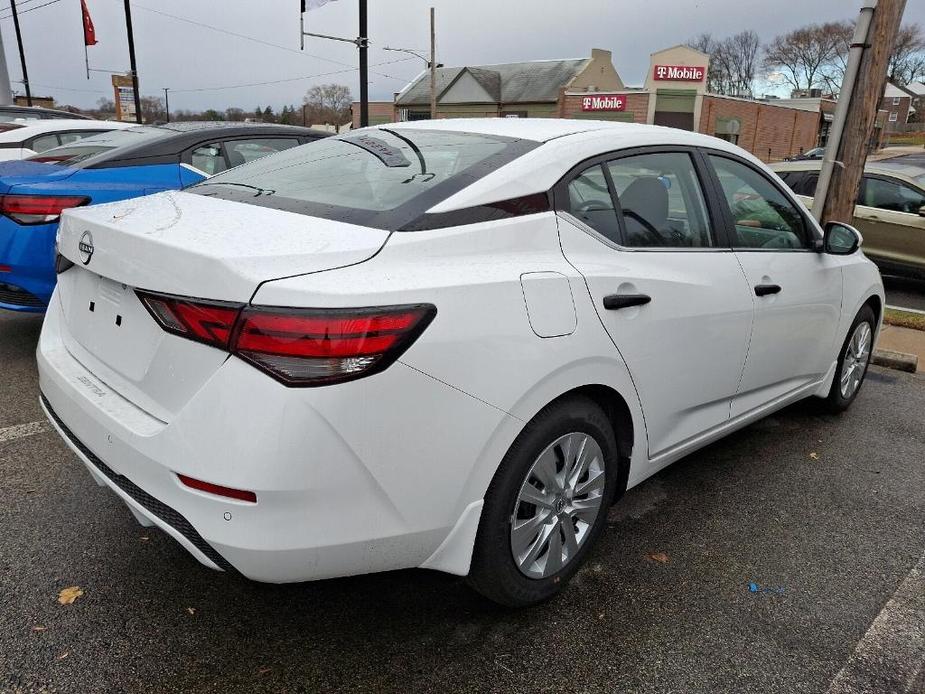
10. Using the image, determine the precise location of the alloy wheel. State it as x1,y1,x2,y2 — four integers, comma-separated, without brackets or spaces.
510,432,606,579
839,321,872,399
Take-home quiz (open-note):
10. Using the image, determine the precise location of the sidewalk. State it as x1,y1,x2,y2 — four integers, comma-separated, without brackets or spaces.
877,324,925,373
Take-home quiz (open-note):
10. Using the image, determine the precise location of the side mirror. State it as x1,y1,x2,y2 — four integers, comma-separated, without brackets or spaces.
823,221,862,255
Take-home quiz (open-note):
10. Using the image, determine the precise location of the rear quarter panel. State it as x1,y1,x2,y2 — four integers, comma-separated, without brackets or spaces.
251,213,648,514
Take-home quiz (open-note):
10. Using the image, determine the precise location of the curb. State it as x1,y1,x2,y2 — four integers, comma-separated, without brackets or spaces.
872,348,919,374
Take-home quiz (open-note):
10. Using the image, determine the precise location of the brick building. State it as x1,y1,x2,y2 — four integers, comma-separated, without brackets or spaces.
355,45,823,161
880,83,915,130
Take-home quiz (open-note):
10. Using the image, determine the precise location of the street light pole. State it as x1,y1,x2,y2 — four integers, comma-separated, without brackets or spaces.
163,88,170,123
301,1,370,128
429,7,436,119
9,0,32,106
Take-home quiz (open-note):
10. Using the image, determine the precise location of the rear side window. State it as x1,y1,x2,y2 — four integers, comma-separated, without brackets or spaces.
189,129,538,230
860,176,925,213
709,155,808,250
191,142,227,176
29,133,61,153
566,165,620,243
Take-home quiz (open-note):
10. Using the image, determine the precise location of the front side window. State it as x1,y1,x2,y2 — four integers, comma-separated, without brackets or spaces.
607,152,712,248
224,138,302,166
709,155,808,250
189,128,536,230
57,130,103,146
861,177,925,214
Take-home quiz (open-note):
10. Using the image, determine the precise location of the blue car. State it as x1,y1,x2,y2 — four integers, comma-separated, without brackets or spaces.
0,122,327,311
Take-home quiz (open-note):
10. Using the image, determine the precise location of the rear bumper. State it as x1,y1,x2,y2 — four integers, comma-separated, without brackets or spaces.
37,290,515,582
0,218,57,311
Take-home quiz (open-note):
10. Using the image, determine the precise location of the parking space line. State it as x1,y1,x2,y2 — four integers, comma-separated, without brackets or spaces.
827,552,925,694
0,420,51,444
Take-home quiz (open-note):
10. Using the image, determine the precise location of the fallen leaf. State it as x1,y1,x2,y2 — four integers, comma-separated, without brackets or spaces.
139,536,150,542
186,607,196,616
57,586,83,605
32,625,47,632
646,552,670,564
809,452,819,460
258,667,272,675
57,652,69,661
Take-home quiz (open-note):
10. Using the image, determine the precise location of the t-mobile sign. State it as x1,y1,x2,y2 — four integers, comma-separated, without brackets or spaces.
653,65,706,81
581,94,626,112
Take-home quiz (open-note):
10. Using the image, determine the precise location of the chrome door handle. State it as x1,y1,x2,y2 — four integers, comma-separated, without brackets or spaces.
603,294,651,310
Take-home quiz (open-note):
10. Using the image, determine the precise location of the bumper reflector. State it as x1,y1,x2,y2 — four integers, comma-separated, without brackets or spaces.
177,474,257,503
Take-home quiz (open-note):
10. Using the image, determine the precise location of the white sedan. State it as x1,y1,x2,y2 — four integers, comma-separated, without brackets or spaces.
39,119,883,606
0,118,136,161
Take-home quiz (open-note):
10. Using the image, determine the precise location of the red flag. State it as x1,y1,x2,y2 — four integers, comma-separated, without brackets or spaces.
81,0,97,46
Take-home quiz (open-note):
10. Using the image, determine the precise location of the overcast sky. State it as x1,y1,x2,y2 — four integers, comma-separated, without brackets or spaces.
1,0,923,112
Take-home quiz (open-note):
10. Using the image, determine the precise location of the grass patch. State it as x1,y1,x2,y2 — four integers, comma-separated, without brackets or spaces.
884,307,925,331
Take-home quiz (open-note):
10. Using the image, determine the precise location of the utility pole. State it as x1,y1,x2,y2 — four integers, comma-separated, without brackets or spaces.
123,0,143,124
0,23,13,105
163,88,170,123
429,7,436,119
358,0,368,127
813,0,906,224
9,0,31,106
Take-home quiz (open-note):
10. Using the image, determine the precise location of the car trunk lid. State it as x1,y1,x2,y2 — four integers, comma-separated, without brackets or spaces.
55,190,390,420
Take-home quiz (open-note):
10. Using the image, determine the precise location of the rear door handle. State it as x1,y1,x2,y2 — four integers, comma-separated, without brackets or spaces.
603,293,651,310
754,284,782,297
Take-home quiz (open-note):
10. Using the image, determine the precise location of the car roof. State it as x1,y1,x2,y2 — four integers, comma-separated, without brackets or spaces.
0,119,134,141
381,117,699,143
385,118,750,214
77,123,330,169
0,105,91,120
770,159,925,186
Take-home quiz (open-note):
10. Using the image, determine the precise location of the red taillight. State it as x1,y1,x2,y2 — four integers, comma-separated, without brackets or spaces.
232,305,435,385
136,289,436,386
137,291,241,349
0,194,90,225
177,474,257,503
27,155,71,164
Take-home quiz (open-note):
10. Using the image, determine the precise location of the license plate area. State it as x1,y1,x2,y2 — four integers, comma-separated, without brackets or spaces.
61,268,163,382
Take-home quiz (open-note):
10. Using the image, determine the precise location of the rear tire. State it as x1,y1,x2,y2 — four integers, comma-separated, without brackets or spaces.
467,396,618,608
823,305,876,413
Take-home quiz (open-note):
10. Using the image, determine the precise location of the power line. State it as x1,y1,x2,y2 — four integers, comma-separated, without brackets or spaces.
0,0,62,21
168,56,416,93
130,3,407,82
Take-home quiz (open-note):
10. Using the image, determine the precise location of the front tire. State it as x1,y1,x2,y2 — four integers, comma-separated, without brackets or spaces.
467,396,618,607
824,305,875,412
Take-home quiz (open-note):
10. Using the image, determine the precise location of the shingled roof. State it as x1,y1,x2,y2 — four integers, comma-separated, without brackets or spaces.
396,58,591,106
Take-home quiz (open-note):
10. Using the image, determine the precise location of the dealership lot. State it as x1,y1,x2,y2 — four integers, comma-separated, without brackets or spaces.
1,309,923,693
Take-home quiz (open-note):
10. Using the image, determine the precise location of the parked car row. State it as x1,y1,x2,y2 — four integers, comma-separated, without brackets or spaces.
771,159,925,280
0,122,327,310
29,118,883,607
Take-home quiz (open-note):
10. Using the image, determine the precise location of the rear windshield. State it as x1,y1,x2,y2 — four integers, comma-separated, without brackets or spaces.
26,126,169,166
187,128,538,230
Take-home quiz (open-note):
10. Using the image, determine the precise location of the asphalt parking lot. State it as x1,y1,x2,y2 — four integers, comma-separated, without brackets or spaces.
1,310,923,694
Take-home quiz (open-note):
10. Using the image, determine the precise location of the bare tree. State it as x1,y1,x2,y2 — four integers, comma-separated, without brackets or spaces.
224,107,246,121
688,30,760,96
763,22,845,94
888,23,925,85
728,31,761,96
304,83,353,125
